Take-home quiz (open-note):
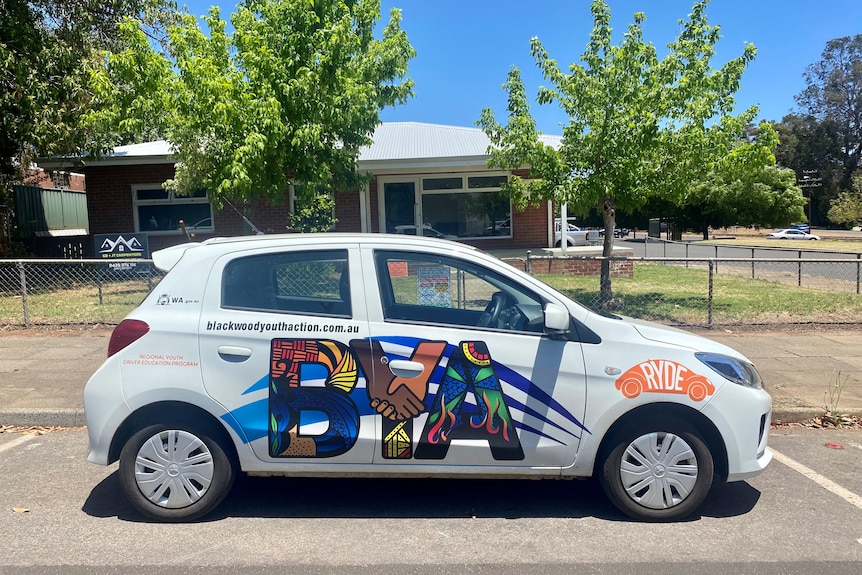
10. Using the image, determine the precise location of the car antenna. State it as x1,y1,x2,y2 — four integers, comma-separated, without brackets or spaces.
222,197,265,235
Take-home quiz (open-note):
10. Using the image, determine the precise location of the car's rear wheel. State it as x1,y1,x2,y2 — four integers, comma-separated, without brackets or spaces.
599,423,713,521
119,422,236,522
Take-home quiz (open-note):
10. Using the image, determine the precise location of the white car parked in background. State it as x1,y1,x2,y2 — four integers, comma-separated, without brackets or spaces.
84,234,772,522
553,219,599,247
766,228,820,240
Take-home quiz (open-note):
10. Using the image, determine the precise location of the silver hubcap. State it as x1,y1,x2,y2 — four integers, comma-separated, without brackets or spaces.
619,432,698,510
134,430,215,509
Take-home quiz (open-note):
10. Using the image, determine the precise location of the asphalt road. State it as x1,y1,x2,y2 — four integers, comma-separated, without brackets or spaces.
1,427,861,574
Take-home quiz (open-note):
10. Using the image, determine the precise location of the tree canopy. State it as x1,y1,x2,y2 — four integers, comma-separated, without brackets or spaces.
89,0,415,207
828,174,862,228
479,0,760,305
0,1,176,184
794,35,862,190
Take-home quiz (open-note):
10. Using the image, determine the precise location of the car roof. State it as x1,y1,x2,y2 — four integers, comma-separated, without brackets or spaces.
151,233,477,272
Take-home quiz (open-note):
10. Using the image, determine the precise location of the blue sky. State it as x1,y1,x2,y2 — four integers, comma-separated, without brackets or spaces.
182,1,861,134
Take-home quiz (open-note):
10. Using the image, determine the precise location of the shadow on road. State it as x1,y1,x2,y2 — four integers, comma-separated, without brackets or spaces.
82,470,761,523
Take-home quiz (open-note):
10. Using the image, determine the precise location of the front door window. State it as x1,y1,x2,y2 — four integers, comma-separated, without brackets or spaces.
383,182,416,233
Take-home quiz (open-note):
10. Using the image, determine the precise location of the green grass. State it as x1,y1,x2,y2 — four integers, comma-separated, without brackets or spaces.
539,263,862,327
0,279,153,326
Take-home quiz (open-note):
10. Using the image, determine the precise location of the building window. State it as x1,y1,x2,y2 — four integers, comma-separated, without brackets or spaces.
419,174,511,239
133,185,213,234
288,184,336,231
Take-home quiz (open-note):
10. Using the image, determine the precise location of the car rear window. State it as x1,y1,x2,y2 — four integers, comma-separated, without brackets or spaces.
222,249,351,317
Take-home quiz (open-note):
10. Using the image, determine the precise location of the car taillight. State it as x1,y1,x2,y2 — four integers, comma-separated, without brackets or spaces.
108,319,150,357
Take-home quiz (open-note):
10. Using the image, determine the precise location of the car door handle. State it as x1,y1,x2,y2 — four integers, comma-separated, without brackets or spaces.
218,346,252,363
387,359,425,378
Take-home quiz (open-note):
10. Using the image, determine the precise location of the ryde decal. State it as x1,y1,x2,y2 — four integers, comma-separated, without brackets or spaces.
615,359,715,402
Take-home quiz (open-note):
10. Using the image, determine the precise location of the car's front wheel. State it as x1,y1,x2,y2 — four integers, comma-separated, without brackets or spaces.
119,422,236,522
599,423,713,521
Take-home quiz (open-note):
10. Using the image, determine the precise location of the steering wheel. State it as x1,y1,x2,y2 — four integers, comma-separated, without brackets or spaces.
478,292,507,328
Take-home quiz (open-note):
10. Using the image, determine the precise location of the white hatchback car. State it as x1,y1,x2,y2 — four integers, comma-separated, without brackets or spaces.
84,234,772,522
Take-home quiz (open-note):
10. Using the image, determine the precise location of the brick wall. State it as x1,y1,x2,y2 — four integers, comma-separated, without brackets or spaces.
83,164,175,235
527,257,634,278
334,189,361,232
82,163,297,252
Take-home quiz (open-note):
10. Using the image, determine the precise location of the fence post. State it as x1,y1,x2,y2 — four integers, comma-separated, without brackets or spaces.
685,243,689,268
708,260,714,330
798,251,802,287
751,248,755,279
857,254,860,295
17,261,30,328
96,264,104,305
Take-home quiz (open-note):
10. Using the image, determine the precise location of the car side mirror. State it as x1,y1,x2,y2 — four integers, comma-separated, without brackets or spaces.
544,302,570,333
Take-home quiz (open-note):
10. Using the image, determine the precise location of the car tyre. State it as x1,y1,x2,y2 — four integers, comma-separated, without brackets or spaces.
119,422,237,522
599,422,713,522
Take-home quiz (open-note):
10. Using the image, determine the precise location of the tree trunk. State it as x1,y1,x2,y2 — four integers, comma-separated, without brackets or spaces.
599,194,615,308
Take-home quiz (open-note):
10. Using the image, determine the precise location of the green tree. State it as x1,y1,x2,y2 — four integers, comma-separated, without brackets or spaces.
827,174,862,228
479,0,757,306
89,0,415,215
795,35,862,189
672,123,805,237
1,1,177,183
773,113,843,225
1,1,175,255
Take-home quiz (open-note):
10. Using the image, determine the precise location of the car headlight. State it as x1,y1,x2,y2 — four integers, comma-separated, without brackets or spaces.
695,352,762,390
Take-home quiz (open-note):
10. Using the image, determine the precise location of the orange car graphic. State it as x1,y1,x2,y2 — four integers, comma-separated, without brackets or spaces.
615,360,715,402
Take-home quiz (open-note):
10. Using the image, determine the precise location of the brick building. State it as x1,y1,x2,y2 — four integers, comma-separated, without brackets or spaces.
39,122,560,253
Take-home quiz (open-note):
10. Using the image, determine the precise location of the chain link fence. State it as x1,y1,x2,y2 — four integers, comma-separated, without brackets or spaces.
0,259,163,327
2,252,861,329
509,251,862,328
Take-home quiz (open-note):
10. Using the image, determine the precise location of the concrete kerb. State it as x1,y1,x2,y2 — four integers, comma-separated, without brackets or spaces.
771,407,862,425
0,408,85,428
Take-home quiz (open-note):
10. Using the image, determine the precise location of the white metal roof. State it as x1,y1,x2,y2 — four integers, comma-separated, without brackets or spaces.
38,123,562,169
358,122,561,162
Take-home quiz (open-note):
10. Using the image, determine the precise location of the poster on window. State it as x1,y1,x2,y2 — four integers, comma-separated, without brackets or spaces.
94,233,149,274
417,265,451,307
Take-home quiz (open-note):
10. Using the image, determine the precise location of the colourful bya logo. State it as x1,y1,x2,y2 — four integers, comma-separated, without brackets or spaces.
615,360,715,402
267,338,525,461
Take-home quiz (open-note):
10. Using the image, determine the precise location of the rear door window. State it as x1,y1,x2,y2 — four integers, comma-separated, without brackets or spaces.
222,249,351,317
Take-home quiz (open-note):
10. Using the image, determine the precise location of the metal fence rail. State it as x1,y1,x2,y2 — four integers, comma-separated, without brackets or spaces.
2,256,861,329
641,237,862,262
